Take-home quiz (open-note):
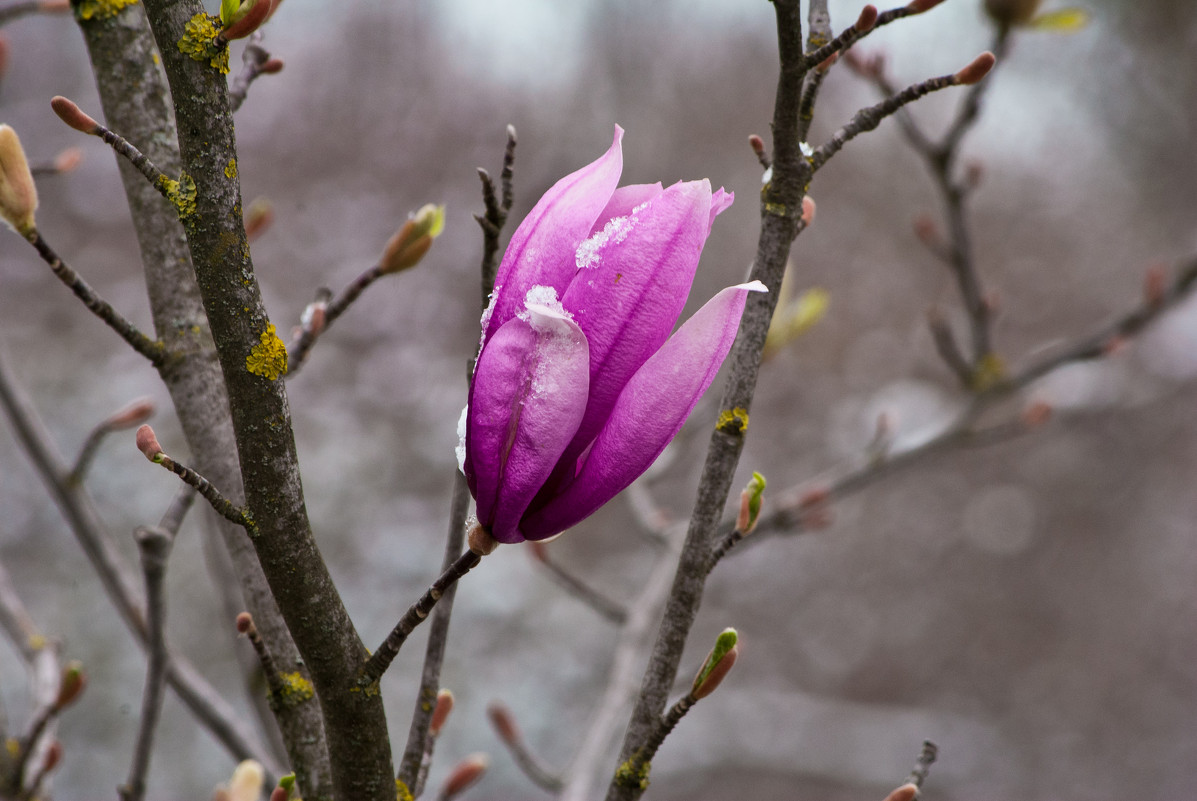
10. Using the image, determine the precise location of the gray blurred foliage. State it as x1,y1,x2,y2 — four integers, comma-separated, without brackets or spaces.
1,0,1195,799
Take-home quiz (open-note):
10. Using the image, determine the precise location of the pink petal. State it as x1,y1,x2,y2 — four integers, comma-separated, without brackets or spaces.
483,126,624,346
593,182,663,230
558,179,716,466
466,298,590,543
521,281,767,540
708,187,734,234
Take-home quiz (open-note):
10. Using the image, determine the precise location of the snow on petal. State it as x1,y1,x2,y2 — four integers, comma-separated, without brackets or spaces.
465,310,589,543
483,126,624,346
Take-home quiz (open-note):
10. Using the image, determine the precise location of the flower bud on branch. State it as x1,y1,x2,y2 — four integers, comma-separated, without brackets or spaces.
429,690,454,737
135,424,164,462
54,660,87,711
691,628,739,699
440,753,489,800
380,203,445,274
487,701,521,746
954,52,997,86
50,96,100,135
0,124,38,237
735,472,766,535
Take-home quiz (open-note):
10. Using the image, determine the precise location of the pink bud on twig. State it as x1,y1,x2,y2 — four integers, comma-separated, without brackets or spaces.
53,147,83,173
135,424,163,461
1143,264,1167,308
54,660,86,710
243,197,274,241
855,4,878,33
41,739,63,773
260,57,285,74
235,611,254,635
104,397,155,430
816,51,838,74
906,0,945,12
882,783,919,801
487,701,521,745
1021,400,1052,428
429,689,454,736
467,521,499,556
955,52,997,86
801,196,817,227
440,753,489,800
268,788,287,801
50,96,100,135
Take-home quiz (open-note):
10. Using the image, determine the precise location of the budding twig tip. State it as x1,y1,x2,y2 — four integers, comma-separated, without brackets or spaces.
50,96,99,135
135,424,163,461
955,51,996,85
856,4,878,33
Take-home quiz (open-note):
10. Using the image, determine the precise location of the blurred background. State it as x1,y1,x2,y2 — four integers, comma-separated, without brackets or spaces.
1,0,1196,799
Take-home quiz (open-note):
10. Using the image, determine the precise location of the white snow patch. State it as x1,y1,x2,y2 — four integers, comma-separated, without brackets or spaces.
455,405,469,473
575,212,637,270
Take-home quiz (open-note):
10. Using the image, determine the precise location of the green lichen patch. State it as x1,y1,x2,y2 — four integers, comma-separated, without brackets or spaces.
271,671,314,707
178,13,230,74
159,172,197,220
246,323,288,380
75,0,137,21
716,407,750,434
614,757,651,790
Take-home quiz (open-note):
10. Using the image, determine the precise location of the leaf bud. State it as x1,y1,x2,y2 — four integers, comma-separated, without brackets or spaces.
104,397,155,430
954,52,997,86
736,472,766,535
882,783,920,801
54,660,86,710
227,760,265,801
486,701,520,745
467,521,499,556
379,204,445,274
691,628,739,699
0,124,38,237
429,689,454,736
135,424,163,462
983,0,1042,26
50,96,99,135
440,753,489,800
855,4,878,33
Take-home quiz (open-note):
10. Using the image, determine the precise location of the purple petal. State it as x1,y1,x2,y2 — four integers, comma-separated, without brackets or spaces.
482,126,624,346
560,179,715,460
708,187,734,234
521,281,767,540
466,293,590,543
593,182,663,230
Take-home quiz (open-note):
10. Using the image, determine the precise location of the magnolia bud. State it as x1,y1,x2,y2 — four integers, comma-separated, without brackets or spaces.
955,52,997,86
692,628,739,699
0,125,38,237
487,701,520,745
440,753,489,800
243,197,274,240
855,4,878,33
260,57,285,74
41,739,63,773
735,472,766,535
228,760,265,801
1021,400,1052,428
1143,264,1167,308
269,788,288,801
882,783,919,801
467,521,499,556
50,96,99,135
55,660,86,710
0,36,9,83
135,424,163,461
53,147,83,173
905,0,944,12
800,196,816,226
235,611,254,635
379,204,445,274
429,689,454,736
104,397,155,430
221,0,273,40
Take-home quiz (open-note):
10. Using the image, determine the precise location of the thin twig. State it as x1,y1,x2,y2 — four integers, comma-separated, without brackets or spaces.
905,740,938,789
810,72,963,172
26,233,166,365
616,694,696,788
359,549,484,688
286,266,383,375
228,35,273,113
531,545,627,625
397,473,472,796
488,703,564,792
119,525,175,801
0,347,279,774
475,125,518,307
148,452,255,533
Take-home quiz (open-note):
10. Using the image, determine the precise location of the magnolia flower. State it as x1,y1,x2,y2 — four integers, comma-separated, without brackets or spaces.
458,126,764,543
